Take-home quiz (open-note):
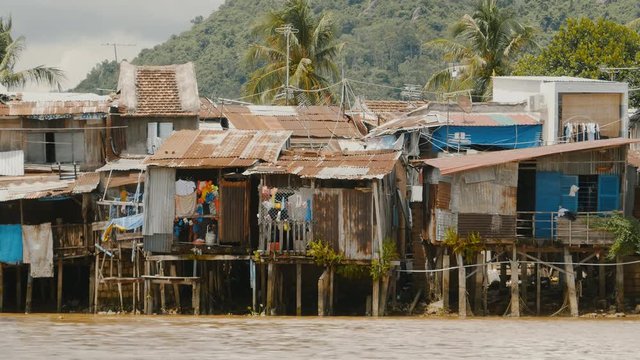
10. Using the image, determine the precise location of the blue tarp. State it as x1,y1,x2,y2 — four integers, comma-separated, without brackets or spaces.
105,213,144,231
0,224,23,264
432,125,542,151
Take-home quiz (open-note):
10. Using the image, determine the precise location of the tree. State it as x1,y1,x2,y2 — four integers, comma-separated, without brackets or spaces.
0,17,64,90
74,60,119,94
244,0,343,105
425,0,536,101
514,18,640,107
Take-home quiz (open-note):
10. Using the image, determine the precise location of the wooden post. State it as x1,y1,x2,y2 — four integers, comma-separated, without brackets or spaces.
296,263,302,316
25,271,33,314
170,263,181,311
318,267,329,316
599,255,606,301
94,253,100,313
564,247,579,317
328,266,335,316
457,253,466,318
380,272,390,316
474,252,484,316
500,262,507,288
266,263,275,315
372,277,380,317
536,249,541,316
442,253,450,312
521,252,528,307
192,281,200,315
16,266,22,312
89,259,95,313
57,258,63,313
616,255,625,312
144,260,151,315
117,245,124,312
510,245,520,317
159,261,166,314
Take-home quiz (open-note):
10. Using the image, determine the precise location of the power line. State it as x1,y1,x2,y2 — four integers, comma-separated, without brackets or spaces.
101,43,137,63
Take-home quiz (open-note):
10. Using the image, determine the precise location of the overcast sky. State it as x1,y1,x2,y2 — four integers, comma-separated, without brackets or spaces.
3,0,225,91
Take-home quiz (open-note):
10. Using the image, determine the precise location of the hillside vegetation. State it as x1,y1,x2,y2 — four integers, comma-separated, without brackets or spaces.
74,0,640,100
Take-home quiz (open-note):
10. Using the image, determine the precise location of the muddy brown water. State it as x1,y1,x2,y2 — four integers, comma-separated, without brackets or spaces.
1,314,638,359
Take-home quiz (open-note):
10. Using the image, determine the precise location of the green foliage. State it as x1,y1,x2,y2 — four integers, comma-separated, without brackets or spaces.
442,228,484,263
513,17,640,107
425,0,537,100
336,264,369,279
74,60,119,94
244,0,343,104
307,239,344,266
75,0,640,99
370,240,399,280
595,212,640,259
0,16,64,90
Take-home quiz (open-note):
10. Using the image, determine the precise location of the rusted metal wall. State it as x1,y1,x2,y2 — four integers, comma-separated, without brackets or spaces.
435,182,451,210
142,167,176,236
313,189,340,250
0,118,23,151
450,163,518,216
457,214,516,240
84,119,105,170
220,179,250,246
341,188,373,260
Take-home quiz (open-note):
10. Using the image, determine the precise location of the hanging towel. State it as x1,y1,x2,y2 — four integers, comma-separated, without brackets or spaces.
0,224,23,264
175,180,196,196
175,192,197,217
22,223,53,278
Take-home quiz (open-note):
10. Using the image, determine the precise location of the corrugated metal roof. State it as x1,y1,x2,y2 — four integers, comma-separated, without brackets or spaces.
495,76,617,83
0,96,110,117
96,158,147,172
72,172,100,194
244,150,401,180
417,138,638,175
0,177,74,202
217,105,365,139
0,150,24,176
145,129,292,168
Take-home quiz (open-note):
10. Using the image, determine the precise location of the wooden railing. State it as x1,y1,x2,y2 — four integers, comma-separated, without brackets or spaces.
258,220,311,255
516,211,615,245
52,224,89,257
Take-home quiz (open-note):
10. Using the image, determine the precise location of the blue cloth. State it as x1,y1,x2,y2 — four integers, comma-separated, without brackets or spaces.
0,224,23,264
432,125,542,151
106,213,144,231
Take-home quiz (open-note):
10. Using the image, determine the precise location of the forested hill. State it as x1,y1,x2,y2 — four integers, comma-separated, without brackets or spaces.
74,0,640,100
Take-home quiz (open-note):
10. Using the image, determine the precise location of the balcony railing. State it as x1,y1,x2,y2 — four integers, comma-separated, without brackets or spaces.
516,211,615,245
258,219,311,255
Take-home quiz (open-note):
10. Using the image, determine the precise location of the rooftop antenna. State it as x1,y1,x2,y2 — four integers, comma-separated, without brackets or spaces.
275,24,298,105
101,43,137,63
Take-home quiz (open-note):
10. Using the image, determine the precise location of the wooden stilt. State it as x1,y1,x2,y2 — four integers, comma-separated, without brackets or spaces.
170,263,181,311
57,258,63,313
510,245,520,317
94,253,100,313
457,253,466,318
616,255,625,312
564,247,579,317
144,260,151,315
296,263,302,316
266,263,275,315
442,253,450,312
371,277,380,317
328,266,335,316
521,252,528,307
159,261,166,314
536,249,541,315
434,247,442,301
25,271,33,314
380,272,390,317
192,281,200,315
599,256,606,301
89,259,95,313
117,245,124,312
500,261,507,288
474,252,484,316
16,265,22,311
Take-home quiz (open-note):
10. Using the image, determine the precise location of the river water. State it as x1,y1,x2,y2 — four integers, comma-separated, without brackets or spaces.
1,314,638,359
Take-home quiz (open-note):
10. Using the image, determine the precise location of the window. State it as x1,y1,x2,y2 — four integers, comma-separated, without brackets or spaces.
147,122,174,154
24,131,85,164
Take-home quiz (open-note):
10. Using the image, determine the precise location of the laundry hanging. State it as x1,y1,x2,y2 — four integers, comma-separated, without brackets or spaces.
0,224,23,264
175,192,197,216
22,223,54,278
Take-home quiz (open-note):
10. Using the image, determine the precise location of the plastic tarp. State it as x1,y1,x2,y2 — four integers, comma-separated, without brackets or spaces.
0,224,23,264
432,125,542,151
22,223,53,278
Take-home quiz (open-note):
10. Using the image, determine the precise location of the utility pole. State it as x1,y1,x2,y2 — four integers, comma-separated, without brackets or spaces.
275,24,298,105
101,43,137,63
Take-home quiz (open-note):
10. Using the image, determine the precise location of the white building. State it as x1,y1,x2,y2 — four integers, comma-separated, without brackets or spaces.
493,76,628,145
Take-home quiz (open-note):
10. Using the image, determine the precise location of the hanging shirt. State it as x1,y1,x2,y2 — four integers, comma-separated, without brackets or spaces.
175,180,196,196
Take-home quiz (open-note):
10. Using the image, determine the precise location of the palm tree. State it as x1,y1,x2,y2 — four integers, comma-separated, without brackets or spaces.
244,0,342,105
0,17,64,90
425,0,536,101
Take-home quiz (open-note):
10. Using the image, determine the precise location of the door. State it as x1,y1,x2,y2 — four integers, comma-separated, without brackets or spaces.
535,172,561,239
597,174,620,212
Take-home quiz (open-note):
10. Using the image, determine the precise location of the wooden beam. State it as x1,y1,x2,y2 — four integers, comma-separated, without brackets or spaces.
564,247,579,317
57,258,63,313
266,263,275,315
457,253,466,318
372,277,380,317
518,251,568,276
146,254,251,261
474,252,484,316
616,255,625,312
192,281,200,315
380,272,389,317
25,272,33,314
159,261,166,314
144,260,151,315
170,263,181,311
510,246,520,317
442,253,450,312
318,268,329,316
296,263,302,316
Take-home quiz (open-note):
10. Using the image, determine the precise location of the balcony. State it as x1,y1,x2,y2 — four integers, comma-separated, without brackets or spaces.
258,219,311,255
516,211,615,245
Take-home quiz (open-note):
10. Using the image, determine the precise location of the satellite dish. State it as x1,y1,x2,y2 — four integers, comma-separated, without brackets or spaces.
456,94,472,113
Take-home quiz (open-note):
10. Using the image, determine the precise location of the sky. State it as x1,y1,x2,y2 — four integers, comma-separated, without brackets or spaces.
3,0,225,91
